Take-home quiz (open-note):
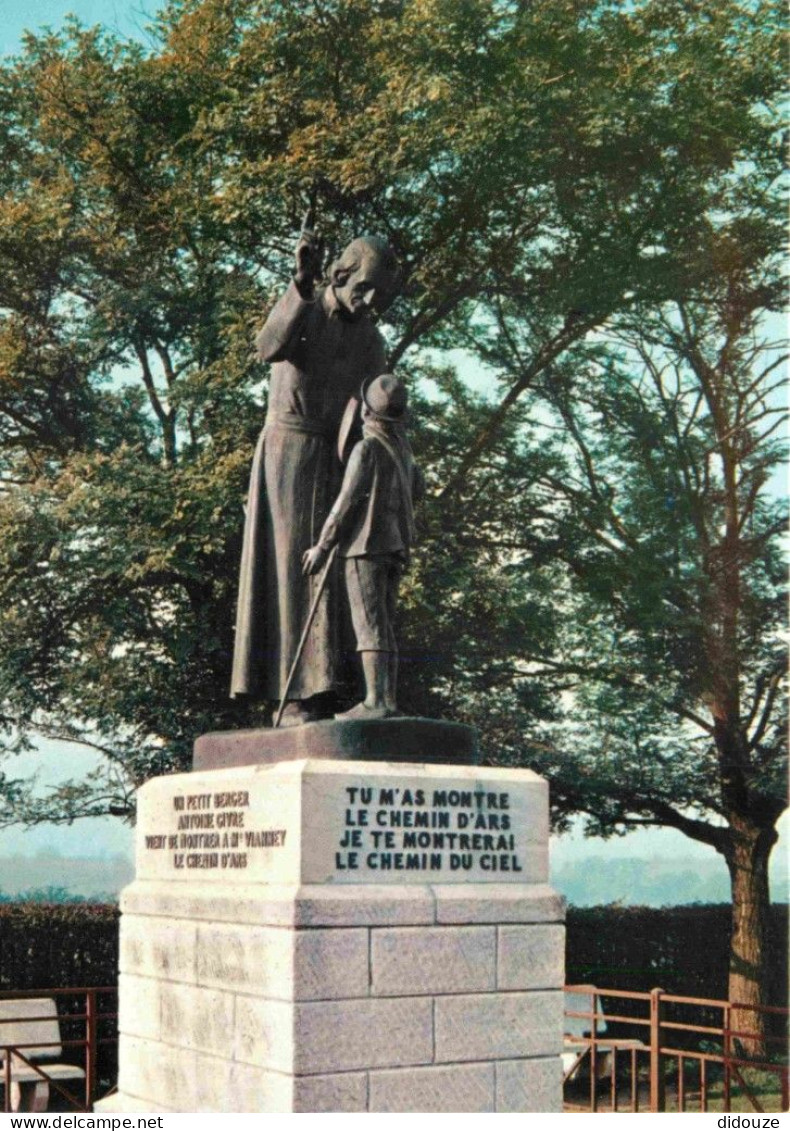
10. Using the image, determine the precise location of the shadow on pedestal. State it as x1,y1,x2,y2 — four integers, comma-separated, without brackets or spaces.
194,717,479,771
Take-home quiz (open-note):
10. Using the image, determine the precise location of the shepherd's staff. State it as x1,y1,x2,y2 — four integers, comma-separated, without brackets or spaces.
273,544,338,728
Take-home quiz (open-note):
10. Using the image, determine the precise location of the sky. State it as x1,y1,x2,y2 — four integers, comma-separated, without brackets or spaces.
1,0,162,58
0,0,786,903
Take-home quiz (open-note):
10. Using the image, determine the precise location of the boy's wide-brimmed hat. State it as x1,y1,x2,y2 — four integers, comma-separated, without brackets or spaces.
361,374,408,422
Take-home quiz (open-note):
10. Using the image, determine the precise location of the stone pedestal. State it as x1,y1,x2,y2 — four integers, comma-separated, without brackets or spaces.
100,758,565,1113
193,717,479,770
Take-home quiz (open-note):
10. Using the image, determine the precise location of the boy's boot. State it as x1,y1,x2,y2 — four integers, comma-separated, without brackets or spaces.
336,651,394,719
387,652,399,714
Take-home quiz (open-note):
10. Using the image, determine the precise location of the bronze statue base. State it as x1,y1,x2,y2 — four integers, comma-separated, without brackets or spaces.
193,717,479,771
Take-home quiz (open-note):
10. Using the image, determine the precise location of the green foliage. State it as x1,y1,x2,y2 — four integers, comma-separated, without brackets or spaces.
0,901,119,990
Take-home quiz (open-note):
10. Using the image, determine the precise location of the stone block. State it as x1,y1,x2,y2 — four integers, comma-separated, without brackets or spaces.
119,915,197,983
122,1045,251,1113
187,1064,368,1113
293,927,369,1000
233,997,293,1073
94,1092,174,1114
196,923,295,995
117,1037,198,1111
226,1062,294,1113
292,997,434,1074
497,924,565,990
191,1050,237,1114
117,975,161,1041
159,982,234,1057
433,883,565,924
293,884,436,927
120,880,303,926
371,926,495,995
195,922,266,991
194,923,368,1000
293,1073,368,1113
435,990,563,1063
369,1063,495,1112
496,1056,564,1112
118,1040,247,1112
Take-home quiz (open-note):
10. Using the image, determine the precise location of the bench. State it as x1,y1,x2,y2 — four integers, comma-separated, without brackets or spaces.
0,998,85,1112
563,986,647,1084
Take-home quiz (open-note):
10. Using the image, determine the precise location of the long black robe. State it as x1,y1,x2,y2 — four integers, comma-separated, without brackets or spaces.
230,281,386,700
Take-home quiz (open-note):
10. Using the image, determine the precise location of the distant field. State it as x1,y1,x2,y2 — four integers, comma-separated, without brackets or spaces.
552,854,788,907
0,853,134,900
0,850,785,906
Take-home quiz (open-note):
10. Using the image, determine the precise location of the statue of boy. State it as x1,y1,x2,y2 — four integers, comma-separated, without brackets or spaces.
302,374,423,719
230,228,400,726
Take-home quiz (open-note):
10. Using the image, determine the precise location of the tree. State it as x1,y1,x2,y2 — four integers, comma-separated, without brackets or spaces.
524,279,786,1051
0,0,784,1033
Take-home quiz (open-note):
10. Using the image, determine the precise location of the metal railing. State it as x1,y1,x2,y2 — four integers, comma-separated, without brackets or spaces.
0,987,118,1113
564,984,789,1114
2,982,785,1113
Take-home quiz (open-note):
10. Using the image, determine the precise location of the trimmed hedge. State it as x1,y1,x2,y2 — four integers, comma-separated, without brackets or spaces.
566,904,788,1006
0,902,120,991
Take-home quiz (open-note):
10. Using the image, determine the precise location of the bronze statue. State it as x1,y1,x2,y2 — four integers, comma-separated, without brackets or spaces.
230,225,400,726
303,374,423,719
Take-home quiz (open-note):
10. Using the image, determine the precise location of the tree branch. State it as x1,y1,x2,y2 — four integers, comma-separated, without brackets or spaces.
133,340,177,465
438,312,606,499
517,653,717,735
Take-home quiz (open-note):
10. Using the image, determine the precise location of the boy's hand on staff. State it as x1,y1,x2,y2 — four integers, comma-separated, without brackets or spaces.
302,545,327,575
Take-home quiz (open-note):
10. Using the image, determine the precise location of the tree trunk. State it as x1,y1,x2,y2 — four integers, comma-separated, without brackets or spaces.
724,818,776,1059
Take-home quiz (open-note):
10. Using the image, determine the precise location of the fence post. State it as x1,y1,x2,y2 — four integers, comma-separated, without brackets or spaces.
589,990,598,1113
723,1003,731,1112
3,1049,10,1113
86,990,97,1110
649,987,665,1112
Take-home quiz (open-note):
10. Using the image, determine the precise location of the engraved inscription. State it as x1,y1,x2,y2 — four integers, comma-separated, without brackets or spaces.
335,785,524,875
143,790,286,872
